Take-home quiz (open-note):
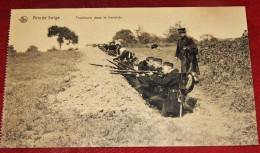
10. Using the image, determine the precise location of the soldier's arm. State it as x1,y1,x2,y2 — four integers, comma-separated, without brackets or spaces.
149,73,176,86
186,38,198,55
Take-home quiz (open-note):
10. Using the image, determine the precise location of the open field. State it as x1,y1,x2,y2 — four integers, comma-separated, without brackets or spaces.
1,44,258,147
2,51,81,147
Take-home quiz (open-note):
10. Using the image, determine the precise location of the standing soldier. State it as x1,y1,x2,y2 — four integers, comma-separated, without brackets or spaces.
175,28,200,82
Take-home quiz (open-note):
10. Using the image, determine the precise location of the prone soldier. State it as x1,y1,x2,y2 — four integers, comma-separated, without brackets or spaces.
135,58,163,99
113,48,135,61
138,57,154,71
108,42,117,56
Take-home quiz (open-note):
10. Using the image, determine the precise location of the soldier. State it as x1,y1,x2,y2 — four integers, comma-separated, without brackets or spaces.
147,62,193,117
103,44,109,52
134,58,163,100
151,43,158,49
108,42,117,56
138,57,154,71
115,39,122,56
152,58,163,71
175,28,200,83
113,48,135,61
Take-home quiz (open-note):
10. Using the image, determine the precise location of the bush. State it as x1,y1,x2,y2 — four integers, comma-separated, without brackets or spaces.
47,46,58,52
198,37,254,112
26,45,39,53
8,45,17,54
68,48,74,51
113,29,138,47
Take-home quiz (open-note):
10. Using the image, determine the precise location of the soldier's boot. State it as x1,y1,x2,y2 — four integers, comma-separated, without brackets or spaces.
161,102,170,117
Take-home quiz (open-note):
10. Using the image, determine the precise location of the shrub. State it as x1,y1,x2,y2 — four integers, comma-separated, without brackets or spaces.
8,45,17,54
68,48,74,51
26,45,39,53
198,37,254,112
47,46,58,52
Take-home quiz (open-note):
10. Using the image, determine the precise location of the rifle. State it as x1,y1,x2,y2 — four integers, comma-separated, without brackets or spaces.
106,59,125,69
117,61,135,70
110,69,157,74
107,59,146,83
110,72,136,75
89,63,117,69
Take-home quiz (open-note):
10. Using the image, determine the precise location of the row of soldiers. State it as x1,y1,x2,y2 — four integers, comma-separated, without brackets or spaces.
111,54,194,117
96,28,199,117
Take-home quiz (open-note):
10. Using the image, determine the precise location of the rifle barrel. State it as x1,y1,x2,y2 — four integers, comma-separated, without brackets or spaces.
110,72,134,75
110,70,157,73
106,59,125,69
89,63,117,69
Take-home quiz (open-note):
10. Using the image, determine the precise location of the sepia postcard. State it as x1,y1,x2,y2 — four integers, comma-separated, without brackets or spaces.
1,7,258,148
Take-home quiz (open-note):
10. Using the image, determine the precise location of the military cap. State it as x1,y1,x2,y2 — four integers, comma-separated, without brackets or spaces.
153,58,162,63
163,62,174,67
178,28,186,34
146,57,154,61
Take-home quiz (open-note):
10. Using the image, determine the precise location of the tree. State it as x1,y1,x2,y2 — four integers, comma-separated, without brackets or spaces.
112,29,137,46
138,32,152,44
164,22,184,43
47,26,78,49
26,45,39,53
135,26,161,44
135,25,145,38
8,45,17,54
150,34,162,43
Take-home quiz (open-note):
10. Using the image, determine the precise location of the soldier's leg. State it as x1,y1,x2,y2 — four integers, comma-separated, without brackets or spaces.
181,57,188,73
149,95,164,109
164,91,180,117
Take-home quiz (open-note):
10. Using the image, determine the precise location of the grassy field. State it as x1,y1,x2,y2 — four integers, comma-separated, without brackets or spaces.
2,50,81,147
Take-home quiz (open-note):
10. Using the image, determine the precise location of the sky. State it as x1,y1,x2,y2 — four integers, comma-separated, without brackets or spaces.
9,7,248,52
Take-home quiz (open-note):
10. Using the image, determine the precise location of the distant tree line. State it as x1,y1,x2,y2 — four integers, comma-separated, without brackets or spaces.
112,23,189,47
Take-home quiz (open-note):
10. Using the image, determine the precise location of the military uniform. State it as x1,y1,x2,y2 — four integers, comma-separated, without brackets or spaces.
138,60,149,71
135,64,162,99
149,69,182,115
113,50,135,61
175,34,200,75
